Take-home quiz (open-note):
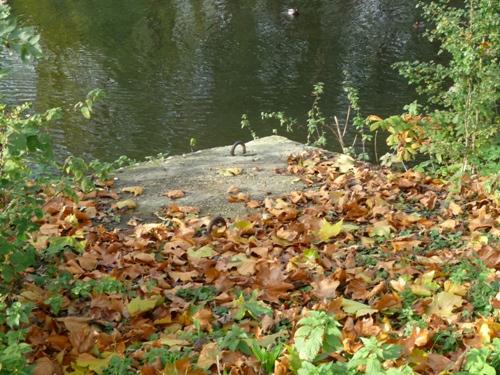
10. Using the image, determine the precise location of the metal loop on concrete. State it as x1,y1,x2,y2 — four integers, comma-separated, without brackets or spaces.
230,141,246,156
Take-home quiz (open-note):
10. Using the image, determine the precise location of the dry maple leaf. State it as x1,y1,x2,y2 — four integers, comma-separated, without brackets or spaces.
312,278,340,299
164,189,185,199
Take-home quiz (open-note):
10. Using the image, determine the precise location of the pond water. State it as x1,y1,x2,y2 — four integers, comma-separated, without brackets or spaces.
2,0,433,161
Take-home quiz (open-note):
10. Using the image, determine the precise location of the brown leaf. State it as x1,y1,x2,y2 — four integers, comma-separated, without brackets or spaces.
312,278,340,299
164,190,185,199
33,357,63,375
197,342,220,369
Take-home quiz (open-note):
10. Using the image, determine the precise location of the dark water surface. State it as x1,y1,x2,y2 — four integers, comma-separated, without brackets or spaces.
2,0,432,161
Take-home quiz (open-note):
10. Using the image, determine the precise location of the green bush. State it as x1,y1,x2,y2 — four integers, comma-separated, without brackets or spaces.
394,0,499,176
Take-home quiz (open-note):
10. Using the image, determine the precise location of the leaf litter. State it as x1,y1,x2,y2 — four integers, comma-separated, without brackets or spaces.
17,151,499,374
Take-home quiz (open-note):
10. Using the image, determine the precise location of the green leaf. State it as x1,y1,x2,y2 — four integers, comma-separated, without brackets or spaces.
294,325,324,361
81,106,91,119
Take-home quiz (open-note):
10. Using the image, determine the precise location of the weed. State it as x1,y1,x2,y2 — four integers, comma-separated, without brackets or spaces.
176,286,217,303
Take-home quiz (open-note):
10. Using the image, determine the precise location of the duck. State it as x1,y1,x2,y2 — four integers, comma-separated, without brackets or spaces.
287,8,299,17
412,21,425,31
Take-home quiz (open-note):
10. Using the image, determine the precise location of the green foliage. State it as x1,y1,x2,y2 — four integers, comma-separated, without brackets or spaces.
292,310,342,362
250,342,283,374
431,329,460,354
394,0,499,176
458,339,500,375
232,290,272,321
71,278,125,298
103,356,135,375
468,276,499,316
369,103,426,168
448,258,498,316
176,286,217,303
0,296,32,374
260,111,296,136
304,82,327,147
143,347,185,367
347,337,403,374
291,333,413,375
218,324,252,355
0,3,41,77
74,88,105,119
64,154,132,192
260,81,371,159
0,101,61,285
240,113,258,140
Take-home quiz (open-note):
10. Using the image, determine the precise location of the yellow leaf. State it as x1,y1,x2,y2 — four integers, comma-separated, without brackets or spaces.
333,154,355,173
367,115,383,122
121,186,144,196
410,284,433,297
160,336,191,347
427,292,463,318
444,281,468,296
197,342,220,369
440,219,456,230
369,220,394,238
74,353,114,375
318,219,344,241
127,295,163,317
342,298,378,317
116,199,137,210
218,167,242,176
187,245,216,259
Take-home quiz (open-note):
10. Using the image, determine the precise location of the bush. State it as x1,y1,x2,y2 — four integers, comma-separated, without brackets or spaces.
394,0,499,177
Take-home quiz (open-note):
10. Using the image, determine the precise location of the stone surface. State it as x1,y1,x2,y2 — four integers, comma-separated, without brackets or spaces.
114,136,322,220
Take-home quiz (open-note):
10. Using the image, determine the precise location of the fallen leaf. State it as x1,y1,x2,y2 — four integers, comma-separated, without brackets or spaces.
318,219,344,241
127,296,164,317
121,186,144,196
427,292,463,319
197,342,220,369
116,199,137,210
187,245,216,259
218,167,242,177
368,220,393,238
333,154,355,173
342,298,378,317
312,278,340,299
164,190,185,199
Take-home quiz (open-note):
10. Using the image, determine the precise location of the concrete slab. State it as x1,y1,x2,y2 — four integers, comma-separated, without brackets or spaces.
114,136,322,220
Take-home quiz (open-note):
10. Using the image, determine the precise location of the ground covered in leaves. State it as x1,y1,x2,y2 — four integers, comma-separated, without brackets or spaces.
20,152,499,374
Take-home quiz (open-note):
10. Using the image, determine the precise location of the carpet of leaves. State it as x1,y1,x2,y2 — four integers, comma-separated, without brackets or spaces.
21,152,499,374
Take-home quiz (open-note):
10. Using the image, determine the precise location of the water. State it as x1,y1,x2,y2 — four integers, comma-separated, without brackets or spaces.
2,0,433,161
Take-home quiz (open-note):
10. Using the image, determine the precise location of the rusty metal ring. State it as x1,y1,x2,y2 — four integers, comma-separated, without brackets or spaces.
230,141,246,156
207,215,227,234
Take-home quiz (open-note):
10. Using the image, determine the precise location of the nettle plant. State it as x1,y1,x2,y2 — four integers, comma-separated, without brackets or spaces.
393,0,499,177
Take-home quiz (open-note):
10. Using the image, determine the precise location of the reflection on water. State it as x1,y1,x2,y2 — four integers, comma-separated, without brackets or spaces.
2,0,432,161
